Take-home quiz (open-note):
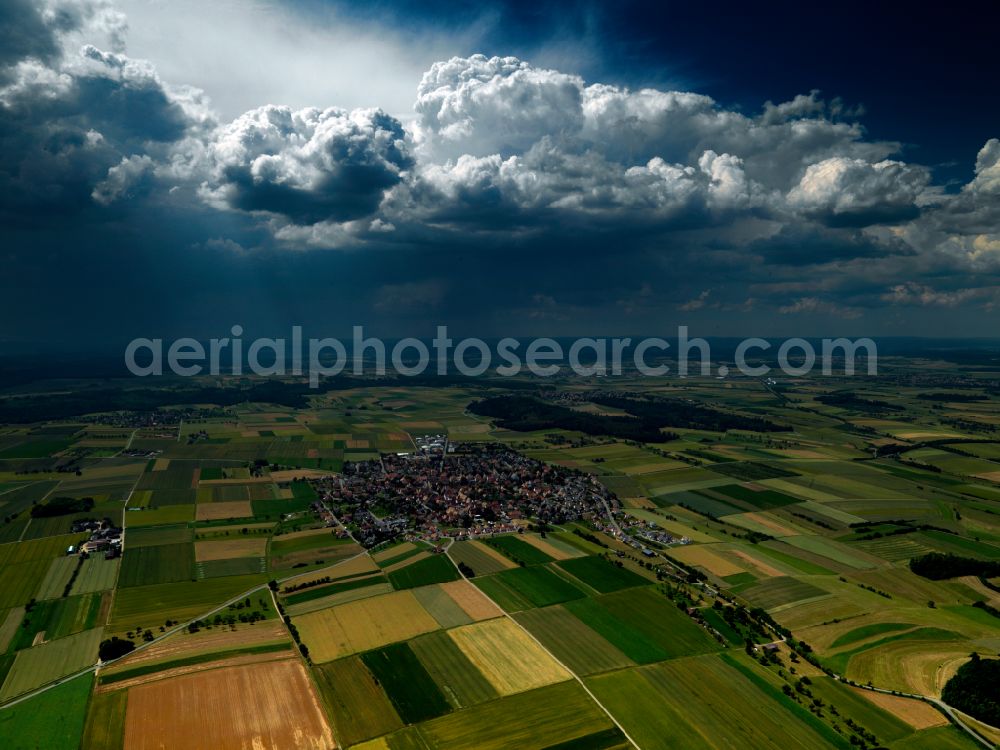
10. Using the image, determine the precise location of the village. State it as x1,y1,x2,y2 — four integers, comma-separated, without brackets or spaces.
309,441,693,551
309,443,610,546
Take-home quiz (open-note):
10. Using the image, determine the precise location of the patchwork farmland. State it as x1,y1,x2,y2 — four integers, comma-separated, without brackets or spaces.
0,376,998,750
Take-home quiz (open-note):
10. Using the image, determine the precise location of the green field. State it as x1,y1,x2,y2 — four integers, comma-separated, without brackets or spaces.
0,672,93,750
314,656,403,747
0,534,85,609
447,540,514,576
118,542,195,587
736,576,831,610
108,574,266,635
711,483,801,509
0,439,74,459
587,654,847,750
80,685,128,750
808,676,916,744
892,726,984,749
4,376,1000,748
657,490,742,516
387,554,461,590
126,524,194,547
565,587,720,664
124,505,196,527
830,622,913,648
412,584,476,629
409,630,499,708
473,565,587,611
0,627,103,700
514,605,635,675
9,593,101,650
480,535,555,565
70,556,120,595
0,481,60,517
361,642,452,724
411,680,616,750
35,556,79,599
556,555,648,593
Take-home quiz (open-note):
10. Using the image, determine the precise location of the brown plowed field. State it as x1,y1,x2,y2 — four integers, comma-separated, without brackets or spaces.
122,657,335,749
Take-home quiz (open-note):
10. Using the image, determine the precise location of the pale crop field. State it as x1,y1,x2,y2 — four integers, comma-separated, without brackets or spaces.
447,618,570,696
295,590,439,663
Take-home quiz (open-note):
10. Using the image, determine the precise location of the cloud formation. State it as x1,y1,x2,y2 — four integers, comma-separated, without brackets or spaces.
199,105,411,225
0,1,209,219
787,157,929,226
1,6,998,336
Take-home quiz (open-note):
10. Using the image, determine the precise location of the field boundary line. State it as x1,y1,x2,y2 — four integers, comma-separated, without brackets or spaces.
0,543,368,710
443,539,644,750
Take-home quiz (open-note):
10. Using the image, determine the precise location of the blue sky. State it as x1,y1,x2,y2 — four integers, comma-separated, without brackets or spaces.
1,0,998,347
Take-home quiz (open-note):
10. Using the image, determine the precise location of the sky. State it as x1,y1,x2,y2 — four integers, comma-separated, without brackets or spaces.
1,0,999,348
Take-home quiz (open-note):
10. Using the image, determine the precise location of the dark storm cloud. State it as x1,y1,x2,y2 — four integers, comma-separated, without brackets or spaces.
0,7,209,222
1,1,999,341
199,106,412,225
0,0,60,74
751,225,915,267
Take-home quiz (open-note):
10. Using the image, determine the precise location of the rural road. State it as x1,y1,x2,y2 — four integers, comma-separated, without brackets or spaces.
443,540,644,750
831,674,997,748
0,545,371,711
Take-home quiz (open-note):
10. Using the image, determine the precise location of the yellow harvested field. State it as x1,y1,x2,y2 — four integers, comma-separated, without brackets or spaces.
666,545,745,577
741,512,797,536
194,538,267,562
276,528,338,543
760,478,838,501
847,643,972,697
372,542,416,563
152,458,170,471
518,534,578,560
352,739,390,750
447,618,570,695
975,470,1000,482
295,590,439,663
122,658,334,750
895,430,963,440
622,497,656,509
729,549,784,578
383,550,430,572
440,579,503,621
270,469,338,482
852,688,948,729
195,501,252,521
